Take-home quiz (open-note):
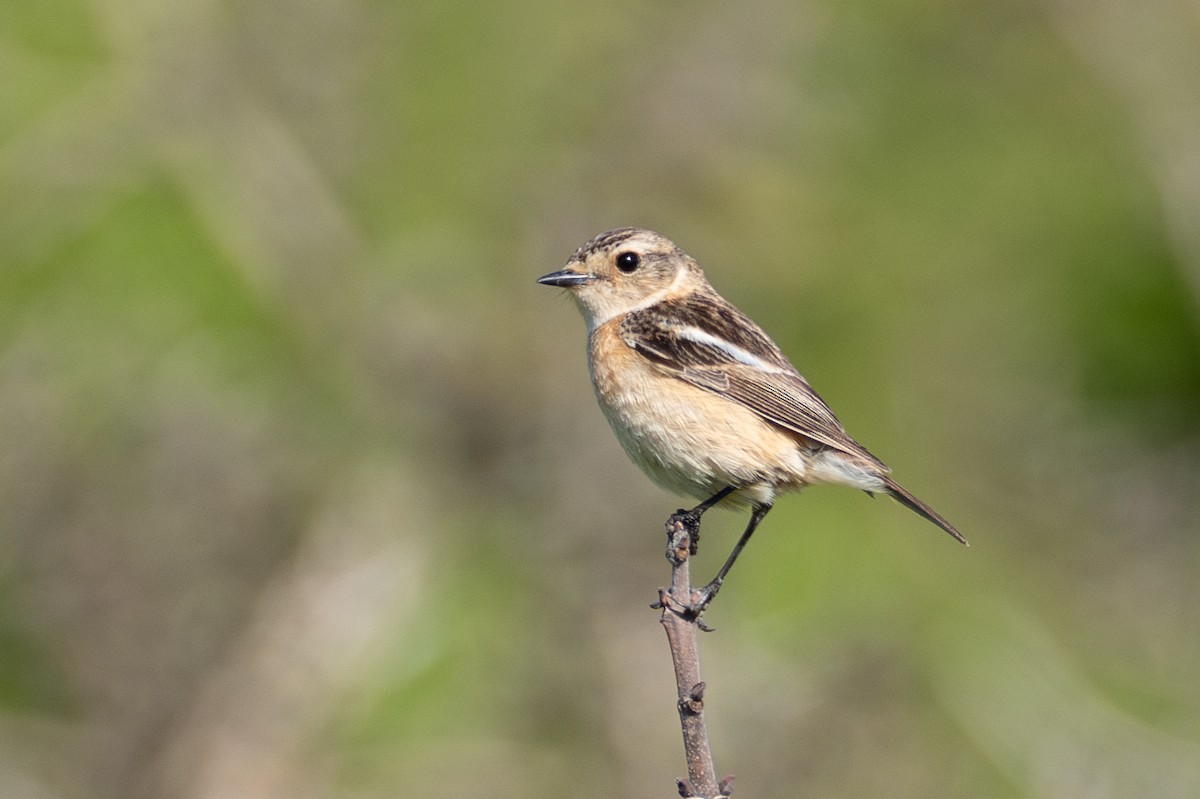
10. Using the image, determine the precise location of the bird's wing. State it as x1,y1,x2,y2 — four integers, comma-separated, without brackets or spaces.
620,294,885,466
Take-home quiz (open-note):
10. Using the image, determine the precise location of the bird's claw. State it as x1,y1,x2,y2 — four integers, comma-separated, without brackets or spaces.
666,508,703,554
660,579,723,631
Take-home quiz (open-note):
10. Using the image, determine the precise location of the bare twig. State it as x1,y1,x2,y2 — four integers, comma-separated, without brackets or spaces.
656,515,734,798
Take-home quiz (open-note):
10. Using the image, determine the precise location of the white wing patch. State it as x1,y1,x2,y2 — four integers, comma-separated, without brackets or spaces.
675,325,790,373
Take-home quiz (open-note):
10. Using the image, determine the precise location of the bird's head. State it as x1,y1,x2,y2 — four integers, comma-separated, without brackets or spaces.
537,228,703,331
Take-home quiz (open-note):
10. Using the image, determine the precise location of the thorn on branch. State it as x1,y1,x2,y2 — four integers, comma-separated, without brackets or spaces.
679,681,705,715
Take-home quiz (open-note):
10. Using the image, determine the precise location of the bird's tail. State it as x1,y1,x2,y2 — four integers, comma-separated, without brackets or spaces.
882,476,968,545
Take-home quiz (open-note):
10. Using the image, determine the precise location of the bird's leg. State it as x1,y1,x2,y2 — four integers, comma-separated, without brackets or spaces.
668,486,736,555
685,502,773,620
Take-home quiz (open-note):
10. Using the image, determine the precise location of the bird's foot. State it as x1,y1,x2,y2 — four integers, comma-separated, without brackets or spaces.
683,577,723,626
666,507,704,555
657,578,723,632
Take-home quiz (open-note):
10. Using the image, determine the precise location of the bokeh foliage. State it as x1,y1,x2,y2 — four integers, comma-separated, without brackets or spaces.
2,0,1199,797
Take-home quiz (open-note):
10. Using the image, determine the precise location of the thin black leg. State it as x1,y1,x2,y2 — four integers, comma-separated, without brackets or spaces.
673,486,736,523
668,486,736,555
688,502,773,618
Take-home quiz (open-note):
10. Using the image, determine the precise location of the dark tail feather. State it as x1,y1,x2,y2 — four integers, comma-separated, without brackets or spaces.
882,476,968,545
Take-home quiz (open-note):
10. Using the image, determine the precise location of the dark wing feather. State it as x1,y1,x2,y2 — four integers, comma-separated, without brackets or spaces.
620,294,885,467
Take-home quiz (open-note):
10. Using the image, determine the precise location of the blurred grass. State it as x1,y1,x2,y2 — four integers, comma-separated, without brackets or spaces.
2,0,1200,797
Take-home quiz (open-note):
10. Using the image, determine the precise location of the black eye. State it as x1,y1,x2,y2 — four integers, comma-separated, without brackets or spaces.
615,251,640,273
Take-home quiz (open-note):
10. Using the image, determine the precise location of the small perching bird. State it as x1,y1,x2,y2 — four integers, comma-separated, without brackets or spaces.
538,228,965,613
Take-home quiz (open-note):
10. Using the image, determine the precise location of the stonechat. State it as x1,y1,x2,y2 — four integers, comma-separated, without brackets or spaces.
538,228,965,609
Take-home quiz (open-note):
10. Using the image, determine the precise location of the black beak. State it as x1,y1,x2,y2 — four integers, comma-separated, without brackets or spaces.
537,269,592,288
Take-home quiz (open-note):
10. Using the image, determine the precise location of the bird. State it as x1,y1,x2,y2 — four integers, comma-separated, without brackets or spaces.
538,227,965,614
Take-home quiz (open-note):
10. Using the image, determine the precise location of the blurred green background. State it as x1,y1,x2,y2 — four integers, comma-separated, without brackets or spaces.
3,0,1200,797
